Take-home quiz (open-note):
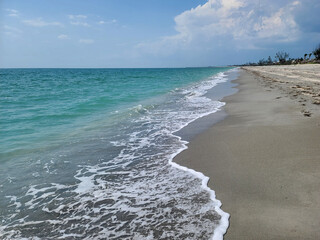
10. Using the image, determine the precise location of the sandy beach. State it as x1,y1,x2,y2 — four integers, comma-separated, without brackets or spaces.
175,65,320,239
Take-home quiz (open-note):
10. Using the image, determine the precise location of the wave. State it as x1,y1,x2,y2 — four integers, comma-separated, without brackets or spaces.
0,68,236,239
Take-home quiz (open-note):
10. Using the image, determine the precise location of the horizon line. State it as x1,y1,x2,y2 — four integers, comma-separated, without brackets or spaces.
0,66,234,69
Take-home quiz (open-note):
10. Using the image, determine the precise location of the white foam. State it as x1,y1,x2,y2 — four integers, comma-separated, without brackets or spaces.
74,175,96,194
121,69,232,238
169,148,229,240
1,68,236,239
166,69,237,240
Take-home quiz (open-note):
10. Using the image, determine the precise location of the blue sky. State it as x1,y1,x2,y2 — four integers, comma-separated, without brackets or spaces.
1,0,320,68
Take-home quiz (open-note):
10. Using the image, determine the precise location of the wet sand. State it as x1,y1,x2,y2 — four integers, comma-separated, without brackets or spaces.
174,66,320,239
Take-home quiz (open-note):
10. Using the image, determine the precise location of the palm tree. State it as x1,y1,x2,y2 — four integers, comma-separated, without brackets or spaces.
275,51,289,64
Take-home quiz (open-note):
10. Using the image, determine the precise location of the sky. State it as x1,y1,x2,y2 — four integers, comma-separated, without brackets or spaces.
1,0,320,68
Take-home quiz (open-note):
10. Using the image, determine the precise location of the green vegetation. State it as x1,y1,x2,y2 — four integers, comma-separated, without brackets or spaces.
275,51,289,64
313,44,320,60
241,43,320,66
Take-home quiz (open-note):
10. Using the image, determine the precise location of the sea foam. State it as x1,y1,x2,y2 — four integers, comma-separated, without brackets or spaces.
1,68,235,239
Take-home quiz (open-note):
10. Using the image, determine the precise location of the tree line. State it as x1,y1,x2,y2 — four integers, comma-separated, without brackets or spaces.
241,43,320,66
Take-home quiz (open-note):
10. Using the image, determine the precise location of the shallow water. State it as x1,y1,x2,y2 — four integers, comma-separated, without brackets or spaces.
0,67,235,239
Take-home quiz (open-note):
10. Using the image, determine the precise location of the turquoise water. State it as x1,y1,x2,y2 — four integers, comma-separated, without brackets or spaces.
0,67,234,239
1,68,231,160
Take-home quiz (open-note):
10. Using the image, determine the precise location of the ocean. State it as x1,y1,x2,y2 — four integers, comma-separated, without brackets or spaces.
0,67,236,239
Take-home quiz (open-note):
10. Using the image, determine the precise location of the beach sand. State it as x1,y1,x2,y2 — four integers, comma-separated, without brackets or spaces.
174,65,320,239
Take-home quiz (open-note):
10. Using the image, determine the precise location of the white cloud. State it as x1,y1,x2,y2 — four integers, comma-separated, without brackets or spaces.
23,18,63,27
292,1,300,6
68,15,87,20
6,9,19,17
98,19,117,25
175,0,299,41
79,39,94,44
3,25,22,37
68,15,90,27
137,0,301,54
58,34,70,40
4,25,22,33
70,21,90,27
253,8,298,41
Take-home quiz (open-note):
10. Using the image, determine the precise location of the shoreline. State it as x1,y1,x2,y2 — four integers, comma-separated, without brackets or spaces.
169,69,240,240
0,67,236,239
176,68,238,142
174,66,320,239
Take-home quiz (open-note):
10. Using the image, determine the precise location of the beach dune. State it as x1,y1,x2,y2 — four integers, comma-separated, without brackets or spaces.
175,66,320,239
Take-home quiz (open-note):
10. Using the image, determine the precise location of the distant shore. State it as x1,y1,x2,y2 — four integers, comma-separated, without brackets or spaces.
174,65,320,239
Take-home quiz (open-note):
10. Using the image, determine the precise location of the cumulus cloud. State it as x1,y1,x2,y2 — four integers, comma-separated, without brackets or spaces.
252,1,301,41
79,39,94,44
23,18,63,27
137,0,302,54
